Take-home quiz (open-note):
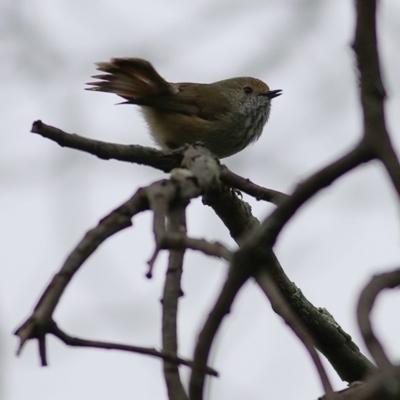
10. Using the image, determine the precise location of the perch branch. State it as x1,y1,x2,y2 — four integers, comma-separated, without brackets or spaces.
31,120,181,172
30,120,288,205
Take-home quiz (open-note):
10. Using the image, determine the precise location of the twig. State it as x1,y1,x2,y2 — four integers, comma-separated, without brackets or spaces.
357,268,400,370
48,322,218,376
159,235,232,262
161,203,189,400
146,181,177,277
220,165,289,205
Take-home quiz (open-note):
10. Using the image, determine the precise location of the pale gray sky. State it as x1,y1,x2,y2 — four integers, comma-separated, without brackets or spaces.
2,1,400,399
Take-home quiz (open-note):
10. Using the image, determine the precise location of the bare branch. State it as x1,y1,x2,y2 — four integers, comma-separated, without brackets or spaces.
319,368,400,400
220,165,289,205
256,268,333,395
47,323,218,376
159,235,232,262
15,145,230,373
146,147,231,276
205,187,375,382
161,204,189,400
352,1,400,199
31,120,286,205
251,143,371,249
203,187,260,245
189,249,257,400
15,187,149,356
31,120,182,172
352,0,386,130
23,3,400,394
357,268,400,370
146,180,177,277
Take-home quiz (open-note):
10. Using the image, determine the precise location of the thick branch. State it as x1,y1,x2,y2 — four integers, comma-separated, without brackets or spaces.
203,188,260,244
255,267,333,395
319,368,400,400
258,252,375,382
205,187,375,383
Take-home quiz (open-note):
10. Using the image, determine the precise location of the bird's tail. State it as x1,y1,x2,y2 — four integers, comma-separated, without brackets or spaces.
86,58,172,103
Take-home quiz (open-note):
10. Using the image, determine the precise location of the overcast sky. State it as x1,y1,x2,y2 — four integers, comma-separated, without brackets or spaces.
2,1,400,399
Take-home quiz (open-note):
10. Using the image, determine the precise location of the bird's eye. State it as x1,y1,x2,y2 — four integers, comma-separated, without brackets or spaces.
243,86,253,94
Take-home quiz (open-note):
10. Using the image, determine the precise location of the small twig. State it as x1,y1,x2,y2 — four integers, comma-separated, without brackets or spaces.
48,323,218,376
38,330,47,366
160,234,233,262
220,165,289,205
147,234,232,278
357,268,400,370
146,181,177,277
146,244,161,278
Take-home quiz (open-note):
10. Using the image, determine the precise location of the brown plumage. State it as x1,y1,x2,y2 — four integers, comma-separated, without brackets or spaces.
86,58,281,158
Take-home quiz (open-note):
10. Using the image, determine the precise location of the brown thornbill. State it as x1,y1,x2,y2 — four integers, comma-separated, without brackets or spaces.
86,58,282,158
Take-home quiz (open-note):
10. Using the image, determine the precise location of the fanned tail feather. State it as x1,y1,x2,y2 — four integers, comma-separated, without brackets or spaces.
86,58,172,102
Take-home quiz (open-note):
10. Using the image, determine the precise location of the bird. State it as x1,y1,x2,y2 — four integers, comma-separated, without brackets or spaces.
86,58,281,158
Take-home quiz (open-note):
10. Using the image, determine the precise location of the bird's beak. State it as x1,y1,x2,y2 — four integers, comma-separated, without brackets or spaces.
262,89,282,99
